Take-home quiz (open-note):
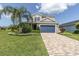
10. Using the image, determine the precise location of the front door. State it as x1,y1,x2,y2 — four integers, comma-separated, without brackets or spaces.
33,24,37,30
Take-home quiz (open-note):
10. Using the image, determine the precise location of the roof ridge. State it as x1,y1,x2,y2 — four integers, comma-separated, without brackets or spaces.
32,13,55,18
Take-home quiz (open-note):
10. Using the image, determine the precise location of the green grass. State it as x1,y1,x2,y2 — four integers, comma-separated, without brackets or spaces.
61,31,79,41
0,30,48,56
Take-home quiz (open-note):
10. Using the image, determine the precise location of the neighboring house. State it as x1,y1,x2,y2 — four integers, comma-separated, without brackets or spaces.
26,14,60,33
60,20,79,32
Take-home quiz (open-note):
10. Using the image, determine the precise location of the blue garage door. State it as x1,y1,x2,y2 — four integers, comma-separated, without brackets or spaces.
40,25,55,32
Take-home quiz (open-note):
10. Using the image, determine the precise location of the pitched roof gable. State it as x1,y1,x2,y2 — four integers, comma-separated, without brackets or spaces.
40,17,55,22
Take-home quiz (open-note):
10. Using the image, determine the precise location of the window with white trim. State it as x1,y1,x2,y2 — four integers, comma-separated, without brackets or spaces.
35,17,40,22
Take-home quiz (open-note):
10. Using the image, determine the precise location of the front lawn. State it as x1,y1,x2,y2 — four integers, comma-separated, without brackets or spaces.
0,30,48,56
61,31,79,41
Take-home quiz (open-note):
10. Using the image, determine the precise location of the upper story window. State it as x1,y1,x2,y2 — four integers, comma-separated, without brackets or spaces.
35,17,40,22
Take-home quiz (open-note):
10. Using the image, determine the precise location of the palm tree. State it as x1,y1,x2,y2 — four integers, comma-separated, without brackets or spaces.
0,6,33,32
22,10,33,29
14,7,33,32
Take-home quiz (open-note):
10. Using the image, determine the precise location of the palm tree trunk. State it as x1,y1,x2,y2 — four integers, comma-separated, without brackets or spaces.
31,23,32,30
18,16,22,33
31,16,33,30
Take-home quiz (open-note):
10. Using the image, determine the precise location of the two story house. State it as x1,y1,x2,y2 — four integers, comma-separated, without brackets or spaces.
27,14,60,33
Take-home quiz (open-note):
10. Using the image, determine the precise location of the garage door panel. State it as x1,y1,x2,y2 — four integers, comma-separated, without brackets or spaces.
40,25,55,33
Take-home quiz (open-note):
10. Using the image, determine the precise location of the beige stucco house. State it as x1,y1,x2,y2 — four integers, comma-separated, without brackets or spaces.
27,14,60,33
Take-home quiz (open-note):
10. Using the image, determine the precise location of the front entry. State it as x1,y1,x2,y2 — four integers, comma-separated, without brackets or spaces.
40,25,55,33
32,24,37,30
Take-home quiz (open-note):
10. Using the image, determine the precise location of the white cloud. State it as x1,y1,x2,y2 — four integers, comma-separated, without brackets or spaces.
35,5,40,9
38,3,77,14
1,13,12,18
0,4,12,18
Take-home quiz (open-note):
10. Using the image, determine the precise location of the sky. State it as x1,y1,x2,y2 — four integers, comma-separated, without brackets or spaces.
0,3,79,26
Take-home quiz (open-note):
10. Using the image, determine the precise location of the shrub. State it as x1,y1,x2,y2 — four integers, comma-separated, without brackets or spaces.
0,27,6,30
59,27,65,33
18,23,32,33
74,22,79,34
10,25,18,32
22,25,32,33
73,30,79,34
75,22,79,29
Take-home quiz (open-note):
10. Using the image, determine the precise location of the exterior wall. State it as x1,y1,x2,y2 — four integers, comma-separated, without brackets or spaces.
39,23,55,27
55,24,60,33
32,14,59,33
63,25,76,32
33,15,42,22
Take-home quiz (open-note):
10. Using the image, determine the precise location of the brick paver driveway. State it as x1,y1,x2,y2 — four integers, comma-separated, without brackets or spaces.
41,33,79,56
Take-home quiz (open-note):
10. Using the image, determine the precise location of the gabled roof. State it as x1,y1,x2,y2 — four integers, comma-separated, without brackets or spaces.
40,17,55,22
61,20,79,27
32,13,56,22
32,13,55,19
